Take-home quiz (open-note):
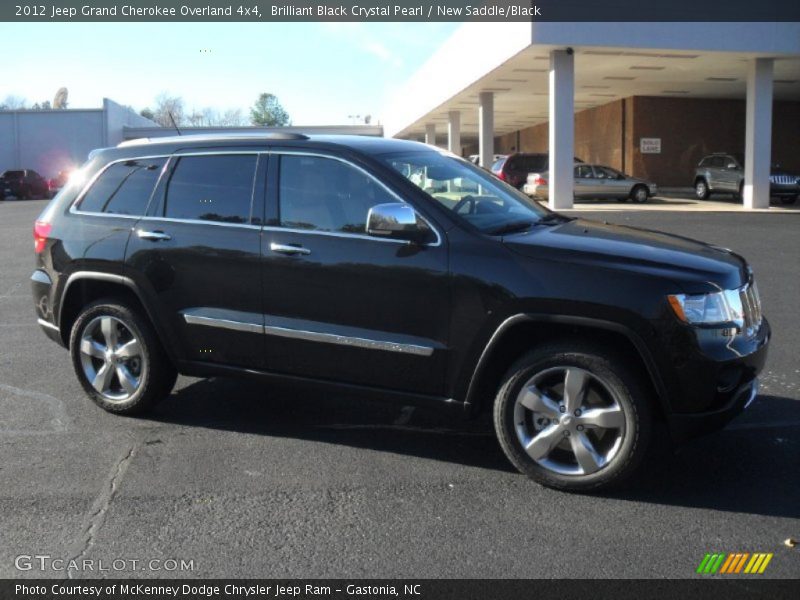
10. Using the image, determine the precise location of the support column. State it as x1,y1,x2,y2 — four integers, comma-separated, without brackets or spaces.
447,111,461,155
479,92,494,168
743,58,773,210
425,123,437,147
548,49,575,210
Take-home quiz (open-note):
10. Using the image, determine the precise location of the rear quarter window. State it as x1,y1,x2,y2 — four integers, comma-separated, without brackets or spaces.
76,158,167,215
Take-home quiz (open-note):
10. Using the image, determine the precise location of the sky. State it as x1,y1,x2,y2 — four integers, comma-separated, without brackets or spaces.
0,22,459,125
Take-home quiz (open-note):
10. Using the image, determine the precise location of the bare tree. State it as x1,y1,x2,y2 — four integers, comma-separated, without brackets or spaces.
1,95,28,110
153,93,186,128
219,108,247,126
186,106,248,127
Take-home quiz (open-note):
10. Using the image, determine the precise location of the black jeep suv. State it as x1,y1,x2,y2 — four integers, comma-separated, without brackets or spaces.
31,134,770,491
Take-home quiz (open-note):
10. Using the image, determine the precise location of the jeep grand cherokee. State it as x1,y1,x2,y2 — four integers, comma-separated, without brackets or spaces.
31,133,770,492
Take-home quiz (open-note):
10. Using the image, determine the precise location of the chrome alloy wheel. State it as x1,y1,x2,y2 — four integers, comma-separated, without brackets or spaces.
513,366,626,476
79,315,147,402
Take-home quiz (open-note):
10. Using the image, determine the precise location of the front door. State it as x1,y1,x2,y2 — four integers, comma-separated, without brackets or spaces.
125,151,266,369
259,151,450,396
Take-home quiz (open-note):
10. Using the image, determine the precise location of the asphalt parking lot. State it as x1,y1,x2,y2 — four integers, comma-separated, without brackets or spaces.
0,198,798,579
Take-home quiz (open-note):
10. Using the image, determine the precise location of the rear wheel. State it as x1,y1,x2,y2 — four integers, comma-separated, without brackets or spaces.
695,179,709,200
778,195,797,205
493,342,652,492
70,299,176,415
630,185,649,204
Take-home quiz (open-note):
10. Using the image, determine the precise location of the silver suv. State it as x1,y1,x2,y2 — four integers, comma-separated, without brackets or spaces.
694,153,744,200
694,153,800,204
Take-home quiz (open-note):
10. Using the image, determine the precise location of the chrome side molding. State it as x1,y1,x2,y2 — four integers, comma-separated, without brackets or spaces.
180,308,436,357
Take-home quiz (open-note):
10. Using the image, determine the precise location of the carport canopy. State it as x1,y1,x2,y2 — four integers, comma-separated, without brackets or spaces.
383,22,800,210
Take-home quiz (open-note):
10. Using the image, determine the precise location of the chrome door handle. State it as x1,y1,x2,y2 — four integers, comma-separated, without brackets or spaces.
136,229,172,241
270,242,311,256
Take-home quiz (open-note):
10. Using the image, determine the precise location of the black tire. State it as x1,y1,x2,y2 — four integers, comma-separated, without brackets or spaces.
493,341,652,492
69,299,176,415
736,182,744,202
630,185,649,204
695,178,710,200
778,196,797,205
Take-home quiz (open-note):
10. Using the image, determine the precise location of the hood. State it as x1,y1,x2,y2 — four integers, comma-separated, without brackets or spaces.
503,218,747,292
771,166,800,177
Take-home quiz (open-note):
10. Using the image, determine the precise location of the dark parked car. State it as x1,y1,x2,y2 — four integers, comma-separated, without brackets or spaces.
491,153,583,189
48,169,74,197
32,134,769,492
694,153,799,204
1,169,50,199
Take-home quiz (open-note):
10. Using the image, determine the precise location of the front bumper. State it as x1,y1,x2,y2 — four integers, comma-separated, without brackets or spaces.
769,183,800,197
663,315,770,443
668,377,758,443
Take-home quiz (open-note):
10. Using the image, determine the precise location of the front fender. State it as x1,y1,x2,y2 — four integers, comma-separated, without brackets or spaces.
460,312,671,418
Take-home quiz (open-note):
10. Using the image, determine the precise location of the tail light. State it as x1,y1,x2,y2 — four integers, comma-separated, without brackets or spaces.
533,174,548,186
33,220,51,254
497,171,507,182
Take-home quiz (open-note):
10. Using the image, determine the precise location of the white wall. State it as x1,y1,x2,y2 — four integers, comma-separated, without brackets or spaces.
0,99,158,178
0,109,104,178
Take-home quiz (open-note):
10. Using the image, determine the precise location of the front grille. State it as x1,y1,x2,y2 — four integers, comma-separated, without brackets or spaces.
769,175,798,185
739,281,762,334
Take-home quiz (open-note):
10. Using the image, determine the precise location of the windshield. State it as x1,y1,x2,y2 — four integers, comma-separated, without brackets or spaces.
379,150,550,234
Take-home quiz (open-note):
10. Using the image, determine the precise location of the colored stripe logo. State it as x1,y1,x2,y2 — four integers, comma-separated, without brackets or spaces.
696,552,773,574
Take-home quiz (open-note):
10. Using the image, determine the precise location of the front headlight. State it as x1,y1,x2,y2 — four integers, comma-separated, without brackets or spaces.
668,289,745,327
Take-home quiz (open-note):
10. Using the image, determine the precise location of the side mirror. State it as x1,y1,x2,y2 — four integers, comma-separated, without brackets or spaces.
367,202,432,244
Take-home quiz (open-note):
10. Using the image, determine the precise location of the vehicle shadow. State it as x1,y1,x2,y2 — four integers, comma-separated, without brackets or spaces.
146,377,800,518
147,376,513,473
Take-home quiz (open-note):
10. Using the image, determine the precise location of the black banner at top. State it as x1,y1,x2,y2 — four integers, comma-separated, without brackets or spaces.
2,0,799,22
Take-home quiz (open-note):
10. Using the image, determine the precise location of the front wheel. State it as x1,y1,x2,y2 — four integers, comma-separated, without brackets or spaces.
493,342,652,492
695,179,709,200
630,185,649,204
70,299,177,415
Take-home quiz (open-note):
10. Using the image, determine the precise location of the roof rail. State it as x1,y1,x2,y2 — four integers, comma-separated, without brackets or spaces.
118,131,310,147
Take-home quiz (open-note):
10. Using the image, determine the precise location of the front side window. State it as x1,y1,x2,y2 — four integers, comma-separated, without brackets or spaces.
710,156,726,168
278,154,395,233
163,154,257,224
575,165,594,178
77,158,167,215
381,150,551,235
595,166,622,179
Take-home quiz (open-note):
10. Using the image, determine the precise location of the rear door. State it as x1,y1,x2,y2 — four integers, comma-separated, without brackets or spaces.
258,150,450,396
596,166,629,198
125,151,266,369
573,164,597,198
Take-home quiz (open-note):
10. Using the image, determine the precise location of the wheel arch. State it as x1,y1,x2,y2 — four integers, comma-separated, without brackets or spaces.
462,314,670,420
57,272,176,363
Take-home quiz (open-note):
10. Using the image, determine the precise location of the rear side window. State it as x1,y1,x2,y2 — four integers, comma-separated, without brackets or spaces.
491,157,506,172
77,158,167,215
509,155,548,173
278,154,395,234
163,155,257,224
3,170,24,180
